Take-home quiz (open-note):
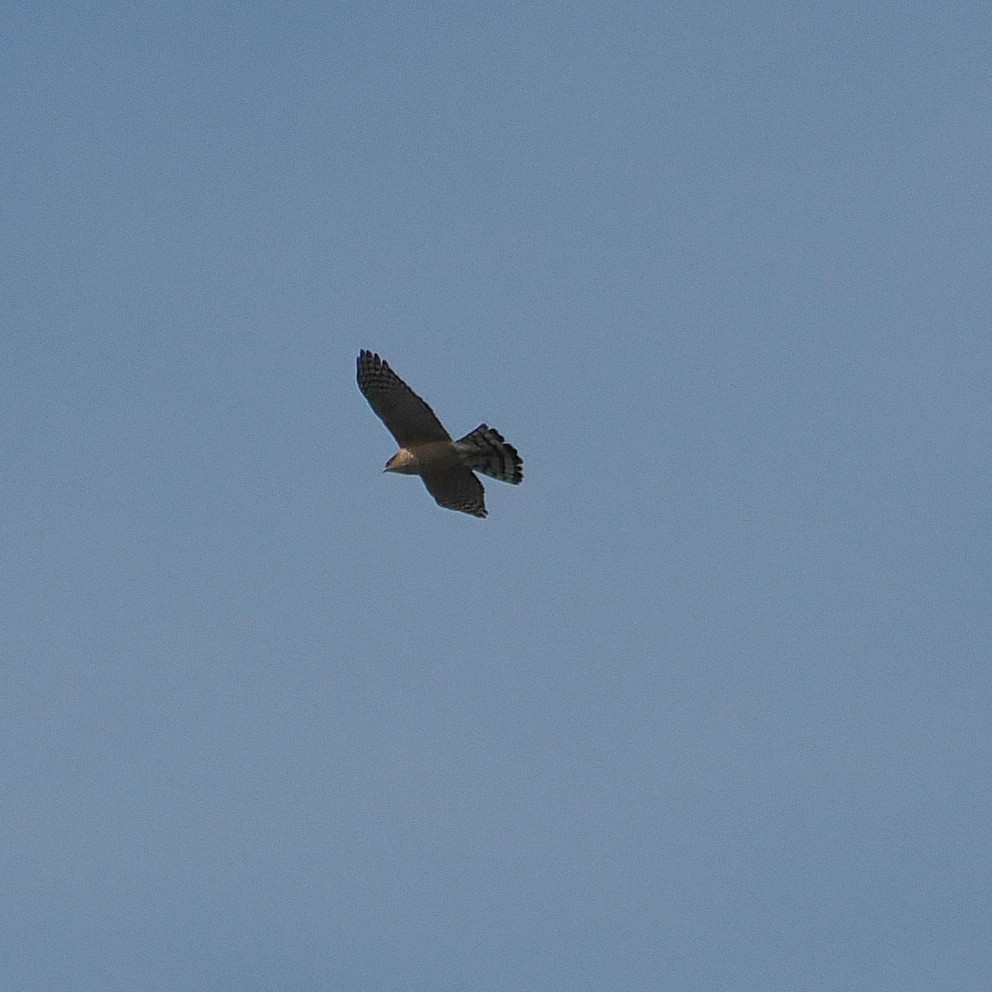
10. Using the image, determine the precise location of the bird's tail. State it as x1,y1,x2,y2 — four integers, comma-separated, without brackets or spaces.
455,425,523,484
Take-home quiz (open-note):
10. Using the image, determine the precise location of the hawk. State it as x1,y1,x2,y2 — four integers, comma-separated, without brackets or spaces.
357,350,523,518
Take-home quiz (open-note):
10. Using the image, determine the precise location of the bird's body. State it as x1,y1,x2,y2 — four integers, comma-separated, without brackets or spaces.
384,441,460,475
356,350,523,518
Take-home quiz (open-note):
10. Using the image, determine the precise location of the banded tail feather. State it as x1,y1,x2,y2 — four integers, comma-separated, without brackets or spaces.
455,424,523,484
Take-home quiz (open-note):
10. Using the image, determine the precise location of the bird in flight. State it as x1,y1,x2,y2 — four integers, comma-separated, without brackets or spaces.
357,350,523,518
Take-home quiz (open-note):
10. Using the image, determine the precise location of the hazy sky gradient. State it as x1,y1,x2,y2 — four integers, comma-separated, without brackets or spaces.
4,3,990,989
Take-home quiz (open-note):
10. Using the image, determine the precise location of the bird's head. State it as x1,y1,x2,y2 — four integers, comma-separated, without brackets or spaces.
384,449,418,474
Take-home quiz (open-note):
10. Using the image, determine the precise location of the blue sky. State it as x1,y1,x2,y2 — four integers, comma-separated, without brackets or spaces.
3,3,990,989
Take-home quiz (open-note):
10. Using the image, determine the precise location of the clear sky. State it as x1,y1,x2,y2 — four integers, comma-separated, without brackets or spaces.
4,3,990,989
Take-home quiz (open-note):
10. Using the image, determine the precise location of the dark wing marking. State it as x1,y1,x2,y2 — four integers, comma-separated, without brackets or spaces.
357,350,451,446
421,468,487,518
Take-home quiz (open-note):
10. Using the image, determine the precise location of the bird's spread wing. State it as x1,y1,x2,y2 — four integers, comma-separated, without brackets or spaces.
421,468,487,518
357,350,451,446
